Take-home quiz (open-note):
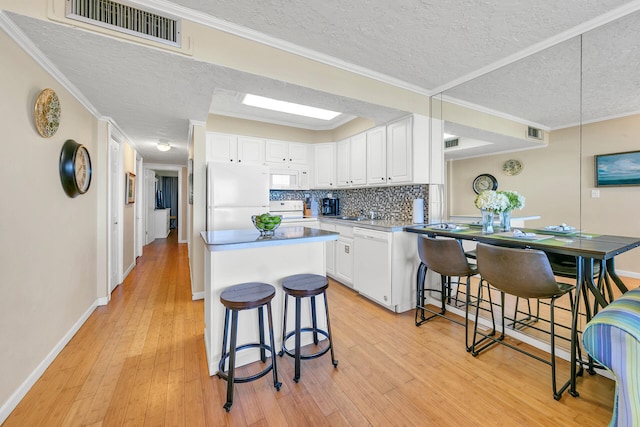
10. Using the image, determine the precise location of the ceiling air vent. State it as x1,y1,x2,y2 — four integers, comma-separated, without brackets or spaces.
444,138,459,149
527,126,544,140
66,0,181,47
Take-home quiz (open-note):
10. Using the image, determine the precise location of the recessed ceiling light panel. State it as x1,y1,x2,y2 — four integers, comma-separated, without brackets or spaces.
242,94,341,120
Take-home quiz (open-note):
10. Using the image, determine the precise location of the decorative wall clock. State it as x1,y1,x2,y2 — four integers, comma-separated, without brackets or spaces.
502,159,523,176
34,88,61,138
472,173,498,194
60,139,92,198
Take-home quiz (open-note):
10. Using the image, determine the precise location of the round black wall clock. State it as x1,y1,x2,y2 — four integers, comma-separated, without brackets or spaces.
472,173,498,194
60,139,92,198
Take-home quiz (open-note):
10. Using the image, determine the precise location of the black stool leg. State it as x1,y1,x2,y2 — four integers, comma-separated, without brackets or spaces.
220,308,230,373
294,296,302,383
258,306,266,363
224,309,238,412
279,293,289,357
324,291,339,368
311,295,319,345
266,301,282,391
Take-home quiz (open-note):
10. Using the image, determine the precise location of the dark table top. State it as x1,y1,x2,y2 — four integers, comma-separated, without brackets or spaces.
404,225,640,260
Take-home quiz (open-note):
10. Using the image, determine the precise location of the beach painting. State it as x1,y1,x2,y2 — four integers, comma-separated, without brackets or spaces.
595,150,640,187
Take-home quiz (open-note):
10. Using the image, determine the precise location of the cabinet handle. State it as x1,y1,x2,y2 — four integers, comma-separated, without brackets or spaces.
238,159,242,162
388,177,392,180
283,158,286,161
381,177,384,181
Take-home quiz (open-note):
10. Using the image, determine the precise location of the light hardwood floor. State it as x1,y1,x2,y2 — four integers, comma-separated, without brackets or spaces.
3,230,618,426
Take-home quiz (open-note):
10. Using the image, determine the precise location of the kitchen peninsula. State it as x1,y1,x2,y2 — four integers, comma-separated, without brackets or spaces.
201,226,338,375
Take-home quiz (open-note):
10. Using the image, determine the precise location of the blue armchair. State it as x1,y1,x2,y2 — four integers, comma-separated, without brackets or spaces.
582,287,640,426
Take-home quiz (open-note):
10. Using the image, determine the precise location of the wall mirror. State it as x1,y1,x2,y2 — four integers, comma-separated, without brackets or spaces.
435,9,640,348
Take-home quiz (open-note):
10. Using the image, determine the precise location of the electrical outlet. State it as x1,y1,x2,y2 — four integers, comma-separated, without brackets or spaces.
591,189,600,198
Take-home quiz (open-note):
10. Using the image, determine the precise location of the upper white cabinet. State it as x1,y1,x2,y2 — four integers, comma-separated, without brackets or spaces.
350,133,367,186
336,138,350,187
314,143,336,189
265,140,308,164
366,126,387,185
206,133,265,165
386,114,439,185
386,117,413,184
337,133,366,187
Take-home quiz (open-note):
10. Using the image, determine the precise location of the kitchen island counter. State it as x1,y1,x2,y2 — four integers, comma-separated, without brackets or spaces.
202,226,338,375
318,217,422,232
201,226,337,251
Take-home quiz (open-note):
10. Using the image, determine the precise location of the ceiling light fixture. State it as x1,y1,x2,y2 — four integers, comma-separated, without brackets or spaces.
157,142,171,152
242,94,341,120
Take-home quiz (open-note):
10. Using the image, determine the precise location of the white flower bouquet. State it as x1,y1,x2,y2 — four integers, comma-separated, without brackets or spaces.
474,190,509,212
499,190,525,211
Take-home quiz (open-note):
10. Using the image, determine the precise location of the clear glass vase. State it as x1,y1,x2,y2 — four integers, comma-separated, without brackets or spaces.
500,210,512,232
481,209,495,234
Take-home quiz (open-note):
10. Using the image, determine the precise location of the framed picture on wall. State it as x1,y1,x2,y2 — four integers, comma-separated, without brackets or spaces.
126,172,136,204
188,159,193,204
595,150,640,187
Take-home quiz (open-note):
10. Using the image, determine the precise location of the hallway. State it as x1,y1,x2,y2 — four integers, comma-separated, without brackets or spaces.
3,230,616,426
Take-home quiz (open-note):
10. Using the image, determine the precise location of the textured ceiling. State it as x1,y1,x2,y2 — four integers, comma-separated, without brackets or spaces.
3,1,640,163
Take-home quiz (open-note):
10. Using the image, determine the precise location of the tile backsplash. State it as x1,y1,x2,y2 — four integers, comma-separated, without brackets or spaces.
270,185,428,222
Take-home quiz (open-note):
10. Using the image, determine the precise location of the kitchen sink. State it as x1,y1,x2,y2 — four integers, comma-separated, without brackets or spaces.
337,216,367,221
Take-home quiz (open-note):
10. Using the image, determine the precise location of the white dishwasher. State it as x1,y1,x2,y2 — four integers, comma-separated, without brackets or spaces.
353,227,392,308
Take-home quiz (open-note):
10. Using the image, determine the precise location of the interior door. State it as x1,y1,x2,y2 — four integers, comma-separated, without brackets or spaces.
109,137,123,293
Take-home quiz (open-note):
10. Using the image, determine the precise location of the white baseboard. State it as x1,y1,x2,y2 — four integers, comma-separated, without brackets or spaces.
123,261,135,280
192,291,204,300
0,301,98,425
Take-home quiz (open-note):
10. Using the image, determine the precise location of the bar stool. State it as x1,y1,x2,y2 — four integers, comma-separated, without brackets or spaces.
280,274,338,382
218,282,281,412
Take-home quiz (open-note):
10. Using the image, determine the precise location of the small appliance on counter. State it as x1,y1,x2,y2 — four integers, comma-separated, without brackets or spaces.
321,197,339,216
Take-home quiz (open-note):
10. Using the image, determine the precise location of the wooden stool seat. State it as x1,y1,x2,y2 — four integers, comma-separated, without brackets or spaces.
218,282,280,412
280,274,337,383
220,282,275,310
282,273,328,297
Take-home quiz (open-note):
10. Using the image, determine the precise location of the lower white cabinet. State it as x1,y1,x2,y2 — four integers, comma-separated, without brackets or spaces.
335,237,354,286
320,222,336,277
333,224,354,287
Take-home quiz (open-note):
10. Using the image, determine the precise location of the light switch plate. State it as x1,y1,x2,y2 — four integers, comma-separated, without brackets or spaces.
591,189,600,198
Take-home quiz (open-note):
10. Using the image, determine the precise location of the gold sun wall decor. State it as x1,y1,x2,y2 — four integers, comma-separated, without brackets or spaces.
34,88,61,138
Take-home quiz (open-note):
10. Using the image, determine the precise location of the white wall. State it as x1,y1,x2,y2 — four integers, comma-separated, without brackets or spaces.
0,29,101,415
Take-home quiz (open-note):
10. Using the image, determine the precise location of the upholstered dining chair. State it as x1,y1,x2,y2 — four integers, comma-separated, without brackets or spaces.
471,243,577,400
415,236,483,351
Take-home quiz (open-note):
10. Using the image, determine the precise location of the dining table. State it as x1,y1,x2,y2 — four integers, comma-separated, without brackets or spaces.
404,223,640,398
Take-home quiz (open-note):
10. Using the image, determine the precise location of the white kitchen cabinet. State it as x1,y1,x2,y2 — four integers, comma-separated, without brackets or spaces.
335,237,354,286
320,222,336,277
265,140,308,164
385,114,437,185
350,133,367,185
334,224,354,287
336,138,350,187
313,143,336,189
386,117,412,184
337,133,366,187
206,132,265,165
366,126,387,185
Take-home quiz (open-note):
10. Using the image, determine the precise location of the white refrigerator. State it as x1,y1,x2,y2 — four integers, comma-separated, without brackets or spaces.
206,162,270,231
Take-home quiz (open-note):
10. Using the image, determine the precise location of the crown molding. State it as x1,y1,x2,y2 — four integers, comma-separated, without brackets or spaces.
441,95,551,132
127,0,431,97
0,11,102,118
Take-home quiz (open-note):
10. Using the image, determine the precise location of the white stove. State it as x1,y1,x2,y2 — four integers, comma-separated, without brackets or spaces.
269,200,304,221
